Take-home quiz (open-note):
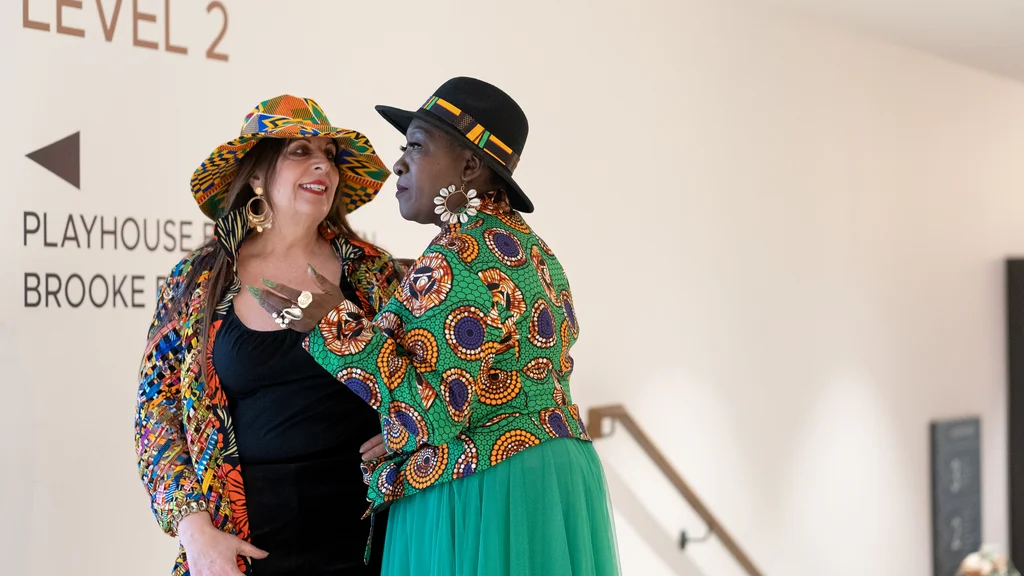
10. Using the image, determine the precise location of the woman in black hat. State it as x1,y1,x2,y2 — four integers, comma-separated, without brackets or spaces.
251,78,620,575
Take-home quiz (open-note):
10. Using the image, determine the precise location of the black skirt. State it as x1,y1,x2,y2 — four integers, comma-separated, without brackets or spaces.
242,454,387,576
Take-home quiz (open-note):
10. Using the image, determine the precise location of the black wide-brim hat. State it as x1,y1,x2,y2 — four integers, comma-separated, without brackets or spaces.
375,77,534,213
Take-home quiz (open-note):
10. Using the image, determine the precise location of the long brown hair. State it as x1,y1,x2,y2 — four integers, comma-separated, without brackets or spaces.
167,138,361,380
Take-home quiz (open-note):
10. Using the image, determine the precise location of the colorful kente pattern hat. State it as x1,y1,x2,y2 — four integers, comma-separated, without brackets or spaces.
191,95,391,220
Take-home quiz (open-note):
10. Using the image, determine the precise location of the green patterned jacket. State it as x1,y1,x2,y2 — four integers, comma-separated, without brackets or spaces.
306,198,589,510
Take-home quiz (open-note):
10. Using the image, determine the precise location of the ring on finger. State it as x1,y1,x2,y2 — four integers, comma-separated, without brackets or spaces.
282,306,304,321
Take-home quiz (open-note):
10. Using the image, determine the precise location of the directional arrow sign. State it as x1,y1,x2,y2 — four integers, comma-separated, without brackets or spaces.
27,132,80,189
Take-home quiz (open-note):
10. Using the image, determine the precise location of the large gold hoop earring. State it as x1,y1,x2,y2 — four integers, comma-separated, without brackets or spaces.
246,186,273,232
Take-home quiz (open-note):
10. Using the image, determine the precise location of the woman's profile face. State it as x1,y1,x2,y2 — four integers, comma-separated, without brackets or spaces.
392,120,467,225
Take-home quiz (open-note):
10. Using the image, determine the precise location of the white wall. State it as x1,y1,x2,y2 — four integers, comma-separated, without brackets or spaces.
2,0,1022,575
570,3,1024,574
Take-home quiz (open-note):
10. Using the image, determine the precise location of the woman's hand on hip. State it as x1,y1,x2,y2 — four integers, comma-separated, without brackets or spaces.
247,264,345,333
178,512,268,576
360,434,387,461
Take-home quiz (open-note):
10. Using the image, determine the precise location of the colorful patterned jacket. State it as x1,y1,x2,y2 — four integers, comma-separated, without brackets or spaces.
135,209,400,576
305,198,590,511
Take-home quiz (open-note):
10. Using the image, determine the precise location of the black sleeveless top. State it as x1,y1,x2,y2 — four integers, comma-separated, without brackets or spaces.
212,278,386,575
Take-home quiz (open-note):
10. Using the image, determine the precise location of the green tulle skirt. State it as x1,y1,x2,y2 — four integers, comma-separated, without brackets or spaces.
381,438,620,576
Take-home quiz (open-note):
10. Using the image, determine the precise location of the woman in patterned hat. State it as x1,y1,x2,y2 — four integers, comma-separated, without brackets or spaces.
250,78,620,575
135,95,401,576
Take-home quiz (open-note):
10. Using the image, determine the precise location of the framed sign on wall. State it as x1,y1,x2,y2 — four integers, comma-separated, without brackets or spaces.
1006,260,1024,565
931,417,983,576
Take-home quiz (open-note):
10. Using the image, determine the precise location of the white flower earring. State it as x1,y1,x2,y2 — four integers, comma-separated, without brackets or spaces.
434,184,481,223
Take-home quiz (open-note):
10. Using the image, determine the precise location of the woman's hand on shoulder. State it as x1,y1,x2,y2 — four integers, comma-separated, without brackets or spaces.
245,264,347,333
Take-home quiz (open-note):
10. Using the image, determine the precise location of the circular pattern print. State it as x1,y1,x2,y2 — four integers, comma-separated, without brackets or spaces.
478,268,527,320
383,415,408,452
484,228,527,267
453,435,479,479
529,300,557,349
568,404,589,440
444,306,488,360
374,311,406,342
522,357,553,381
540,408,573,439
406,444,450,490
560,290,578,337
319,304,373,356
497,212,532,234
530,245,559,304
399,253,453,317
404,329,439,372
337,368,382,409
438,231,480,263
552,371,567,406
489,429,541,466
378,339,410,390
560,321,574,375
416,373,437,410
388,401,428,448
441,368,474,422
376,462,405,500
477,366,522,406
